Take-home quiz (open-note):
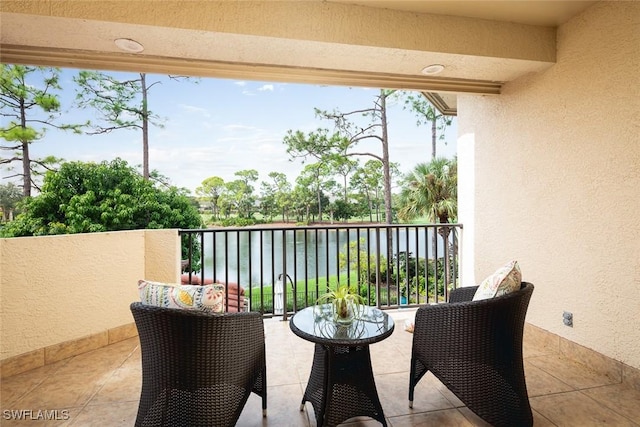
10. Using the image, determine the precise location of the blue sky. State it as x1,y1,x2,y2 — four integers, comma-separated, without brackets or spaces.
6,68,457,193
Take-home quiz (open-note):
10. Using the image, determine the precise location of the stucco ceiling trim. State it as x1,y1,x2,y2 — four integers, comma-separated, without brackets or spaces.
1,44,503,95
422,92,458,116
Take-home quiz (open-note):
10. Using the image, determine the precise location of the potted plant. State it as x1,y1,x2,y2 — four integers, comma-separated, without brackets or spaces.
400,284,408,305
317,285,365,324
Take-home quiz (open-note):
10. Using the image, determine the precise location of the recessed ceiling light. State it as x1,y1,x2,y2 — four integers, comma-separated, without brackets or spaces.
114,38,144,53
421,64,445,75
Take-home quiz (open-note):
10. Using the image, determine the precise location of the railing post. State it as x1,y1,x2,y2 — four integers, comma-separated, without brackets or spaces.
282,230,288,321
375,227,381,308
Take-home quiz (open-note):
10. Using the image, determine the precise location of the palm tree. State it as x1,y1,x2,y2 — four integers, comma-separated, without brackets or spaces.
397,157,457,223
397,157,457,294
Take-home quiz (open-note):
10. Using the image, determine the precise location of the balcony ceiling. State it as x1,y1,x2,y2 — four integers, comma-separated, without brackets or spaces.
0,1,597,114
329,1,597,26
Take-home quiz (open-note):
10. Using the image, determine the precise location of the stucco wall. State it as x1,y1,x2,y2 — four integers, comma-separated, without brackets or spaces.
458,1,640,369
0,229,180,360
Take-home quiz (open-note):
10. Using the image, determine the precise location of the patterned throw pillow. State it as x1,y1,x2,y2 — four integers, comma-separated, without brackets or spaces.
138,279,225,313
472,260,522,301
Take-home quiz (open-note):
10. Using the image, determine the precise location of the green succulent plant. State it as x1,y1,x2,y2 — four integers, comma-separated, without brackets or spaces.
317,285,365,320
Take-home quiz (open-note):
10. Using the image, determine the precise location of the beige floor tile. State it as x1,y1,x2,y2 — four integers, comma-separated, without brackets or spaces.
527,354,619,389
267,357,305,386
68,400,138,426
377,371,455,418
456,407,493,426
531,410,559,427
388,408,475,427
371,346,412,375
405,372,461,413
51,343,133,378
524,362,575,396
119,347,141,371
457,406,558,427
0,360,68,407
531,390,638,427
238,383,311,427
89,365,142,405
2,313,636,427
296,364,313,387
13,370,112,410
415,372,465,408
581,383,640,424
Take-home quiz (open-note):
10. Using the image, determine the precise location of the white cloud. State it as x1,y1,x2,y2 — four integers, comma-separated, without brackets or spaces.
178,104,211,118
234,81,247,86
258,84,274,92
256,143,279,154
222,124,258,132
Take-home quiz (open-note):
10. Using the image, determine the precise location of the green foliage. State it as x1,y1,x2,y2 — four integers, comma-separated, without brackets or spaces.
399,91,453,159
332,199,354,221
222,169,259,219
1,158,203,238
74,71,159,131
397,157,457,224
284,90,398,224
260,172,293,222
316,284,366,319
0,64,84,196
0,182,23,221
337,237,455,304
338,238,387,286
316,284,365,305
196,176,225,219
388,252,454,302
218,217,266,227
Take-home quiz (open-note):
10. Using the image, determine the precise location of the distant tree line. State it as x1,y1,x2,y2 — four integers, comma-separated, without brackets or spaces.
196,158,397,225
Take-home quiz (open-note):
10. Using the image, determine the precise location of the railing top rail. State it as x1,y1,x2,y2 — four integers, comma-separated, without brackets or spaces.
179,223,463,234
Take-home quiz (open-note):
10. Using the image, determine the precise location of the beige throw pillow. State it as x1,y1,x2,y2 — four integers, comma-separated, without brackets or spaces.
472,260,522,301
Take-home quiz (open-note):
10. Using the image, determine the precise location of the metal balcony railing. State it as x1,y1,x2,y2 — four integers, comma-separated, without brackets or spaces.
180,223,462,319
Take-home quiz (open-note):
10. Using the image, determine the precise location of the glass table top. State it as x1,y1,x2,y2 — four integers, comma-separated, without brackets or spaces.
289,304,395,346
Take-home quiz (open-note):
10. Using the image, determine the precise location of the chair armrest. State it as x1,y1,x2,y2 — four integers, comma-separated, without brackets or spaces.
448,286,478,303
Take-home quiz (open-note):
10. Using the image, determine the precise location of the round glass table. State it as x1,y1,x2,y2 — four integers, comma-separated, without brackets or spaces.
289,304,395,427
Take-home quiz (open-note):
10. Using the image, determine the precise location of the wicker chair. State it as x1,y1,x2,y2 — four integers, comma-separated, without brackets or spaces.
409,282,534,427
130,302,267,427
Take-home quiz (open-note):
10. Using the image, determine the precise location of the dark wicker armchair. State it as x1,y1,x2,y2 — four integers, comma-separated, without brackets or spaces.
130,302,267,427
409,282,534,427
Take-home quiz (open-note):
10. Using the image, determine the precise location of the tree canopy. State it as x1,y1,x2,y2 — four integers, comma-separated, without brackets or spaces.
0,158,202,237
284,89,397,223
0,182,23,221
396,157,458,224
0,65,83,196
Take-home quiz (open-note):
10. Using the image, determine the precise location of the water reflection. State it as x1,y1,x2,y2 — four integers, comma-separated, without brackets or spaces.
202,227,449,287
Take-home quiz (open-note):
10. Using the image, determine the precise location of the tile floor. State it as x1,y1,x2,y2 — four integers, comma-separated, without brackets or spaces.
2,309,639,426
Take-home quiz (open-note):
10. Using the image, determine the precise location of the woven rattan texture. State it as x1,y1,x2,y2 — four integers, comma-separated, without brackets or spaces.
409,282,534,427
130,303,266,426
303,344,386,426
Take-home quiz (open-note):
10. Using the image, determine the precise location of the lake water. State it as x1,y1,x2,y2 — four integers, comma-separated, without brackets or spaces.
200,226,453,287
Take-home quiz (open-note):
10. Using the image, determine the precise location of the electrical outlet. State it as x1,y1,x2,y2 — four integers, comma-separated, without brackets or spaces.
563,311,573,327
